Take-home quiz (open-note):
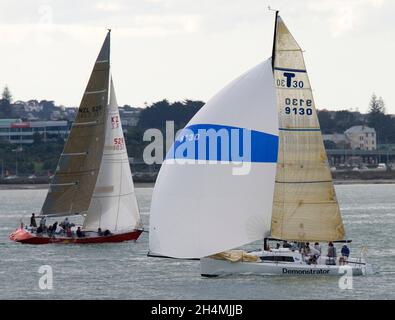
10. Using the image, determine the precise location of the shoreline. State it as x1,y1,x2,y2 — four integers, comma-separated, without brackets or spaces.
0,182,156,190
2,180,395,190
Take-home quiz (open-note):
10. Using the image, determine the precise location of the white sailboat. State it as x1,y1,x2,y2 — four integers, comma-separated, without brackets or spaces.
148,13,370,276
10,31,142,244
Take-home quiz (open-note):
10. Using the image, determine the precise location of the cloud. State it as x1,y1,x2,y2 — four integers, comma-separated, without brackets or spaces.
95,1,122,12
307,0,386,37
0,13,201,46
328,5,356,37
134,14,200,33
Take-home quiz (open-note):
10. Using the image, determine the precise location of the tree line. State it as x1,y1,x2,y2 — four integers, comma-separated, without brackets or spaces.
318,94,395,145
0,85,392,175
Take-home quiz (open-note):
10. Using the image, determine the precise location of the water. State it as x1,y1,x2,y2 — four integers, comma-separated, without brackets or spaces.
0,184,394,299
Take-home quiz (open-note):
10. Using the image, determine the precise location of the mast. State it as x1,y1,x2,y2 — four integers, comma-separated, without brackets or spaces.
271,10,279,71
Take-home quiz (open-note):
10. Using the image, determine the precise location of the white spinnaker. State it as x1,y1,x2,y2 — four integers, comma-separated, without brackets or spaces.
270,16,345,241
149,59,278,259
83,79,141,232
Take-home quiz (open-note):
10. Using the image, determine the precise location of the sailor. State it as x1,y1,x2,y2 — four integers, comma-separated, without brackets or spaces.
47,225,54,237
308,243,321,263
97,228,103,236
36,225,43,234
52,222,58,233
327,242,337,258
303,242,311,256
76,227,83,238
282,241,292,248
39,216,46,230
55,224,64,235
62,217,70,229
66,226,72,237
341,245,350,258
313,242,322,256
104,229,112,236
327,242,337,265
30,213,37,228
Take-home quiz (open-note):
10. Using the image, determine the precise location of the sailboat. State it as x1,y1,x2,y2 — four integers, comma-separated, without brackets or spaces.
10,31,143,244
148,13,370,276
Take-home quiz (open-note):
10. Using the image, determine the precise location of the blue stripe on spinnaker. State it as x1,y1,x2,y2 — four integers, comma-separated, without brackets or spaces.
166,124,278,163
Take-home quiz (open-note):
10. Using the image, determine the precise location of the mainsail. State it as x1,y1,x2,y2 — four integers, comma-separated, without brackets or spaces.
83,79,141,231
270,15,345,241
149,60,279,258
41,31,111,216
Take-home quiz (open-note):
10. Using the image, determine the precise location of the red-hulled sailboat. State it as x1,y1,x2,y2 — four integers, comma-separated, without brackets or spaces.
10,31,143,244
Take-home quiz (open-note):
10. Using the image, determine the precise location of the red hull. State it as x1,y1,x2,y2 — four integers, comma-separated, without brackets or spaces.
9,227,143,245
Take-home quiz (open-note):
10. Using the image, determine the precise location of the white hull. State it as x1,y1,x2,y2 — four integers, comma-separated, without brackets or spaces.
201,249,370,277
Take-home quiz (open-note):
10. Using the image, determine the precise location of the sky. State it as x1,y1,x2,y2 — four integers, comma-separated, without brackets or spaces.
0,0,394,113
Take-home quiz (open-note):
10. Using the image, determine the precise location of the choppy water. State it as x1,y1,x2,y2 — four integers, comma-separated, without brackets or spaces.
0,184,394,299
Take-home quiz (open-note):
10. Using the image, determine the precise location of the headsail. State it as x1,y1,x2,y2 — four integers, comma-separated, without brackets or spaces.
270,16,345,241
149,59,279,259
41,31,111,216
83,79,141,231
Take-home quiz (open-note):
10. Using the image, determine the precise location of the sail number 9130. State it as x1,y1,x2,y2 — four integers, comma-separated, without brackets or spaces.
284,98,313,116
285,107,312,115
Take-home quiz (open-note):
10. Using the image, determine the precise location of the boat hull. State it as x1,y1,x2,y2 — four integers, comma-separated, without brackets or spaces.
9,227,143,245
200,257,366,277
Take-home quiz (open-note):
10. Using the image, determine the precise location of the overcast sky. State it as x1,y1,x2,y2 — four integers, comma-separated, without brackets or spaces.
0,0,394,113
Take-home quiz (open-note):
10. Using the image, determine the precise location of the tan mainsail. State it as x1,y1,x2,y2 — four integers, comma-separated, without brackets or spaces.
41,31,111,216
270,16,345,241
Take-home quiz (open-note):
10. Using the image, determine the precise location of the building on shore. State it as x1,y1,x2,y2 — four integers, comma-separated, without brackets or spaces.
324,125,376,151
322,125,383,166
0,119,69,144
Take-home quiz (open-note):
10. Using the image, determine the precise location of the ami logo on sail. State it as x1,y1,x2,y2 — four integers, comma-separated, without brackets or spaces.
164,60,280,176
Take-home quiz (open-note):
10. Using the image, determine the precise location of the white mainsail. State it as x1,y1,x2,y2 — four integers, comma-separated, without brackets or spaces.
149,60,279,258
270,15,345,241
83,79,141,232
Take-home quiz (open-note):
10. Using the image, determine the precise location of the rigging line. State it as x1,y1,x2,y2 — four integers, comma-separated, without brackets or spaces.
276,49,301,52
275,180,332,184
61,152,88,157
147,252,200,261
72,121,98,127
84,89,107,95
92,191,135,199
54,170,98,176
50,182,78,187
